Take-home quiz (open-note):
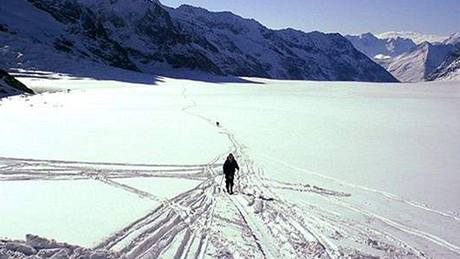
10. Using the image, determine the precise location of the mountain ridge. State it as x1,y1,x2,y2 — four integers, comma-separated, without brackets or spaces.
378,42,454,82
427,44,460,81
347,32,460,82
0,0,398,82
345,33,416,60
376,31,449,44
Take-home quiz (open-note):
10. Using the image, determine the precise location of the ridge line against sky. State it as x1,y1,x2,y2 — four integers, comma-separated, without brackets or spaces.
161,0,460,36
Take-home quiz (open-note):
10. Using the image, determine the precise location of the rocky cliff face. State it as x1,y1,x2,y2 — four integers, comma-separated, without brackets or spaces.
0,69,34,98
427,44,460,81
169,6,397,81
0,0,398,82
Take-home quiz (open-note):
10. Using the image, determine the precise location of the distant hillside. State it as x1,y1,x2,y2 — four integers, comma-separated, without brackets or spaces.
443,33,460,45
347,32,460,82
379,42,454,82
427,44,460,81
376,31,449,44
346,33,416,60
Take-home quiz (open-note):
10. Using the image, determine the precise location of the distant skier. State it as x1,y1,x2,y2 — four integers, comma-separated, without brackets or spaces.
223,153,239,194
216,121,220,127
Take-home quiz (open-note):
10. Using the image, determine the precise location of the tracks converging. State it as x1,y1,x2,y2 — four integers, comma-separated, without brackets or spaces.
1,86,459,258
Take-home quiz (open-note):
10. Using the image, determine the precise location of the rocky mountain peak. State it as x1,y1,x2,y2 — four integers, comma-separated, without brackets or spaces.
1,0,398,82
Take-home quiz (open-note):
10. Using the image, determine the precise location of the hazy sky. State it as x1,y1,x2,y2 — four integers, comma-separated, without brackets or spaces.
161,0,460,36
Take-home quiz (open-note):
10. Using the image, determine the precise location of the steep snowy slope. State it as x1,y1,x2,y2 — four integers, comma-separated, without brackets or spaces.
0,0,63,69
346,32,416,60
168,6,397,81
381,42,454,82
443,32,460,45
0,0,119,75
0,69,34,98
347,32,460,82
427,45,460,81
0,0,397,82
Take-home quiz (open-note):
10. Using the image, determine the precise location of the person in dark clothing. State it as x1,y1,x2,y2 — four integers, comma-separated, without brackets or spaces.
223,153,239,194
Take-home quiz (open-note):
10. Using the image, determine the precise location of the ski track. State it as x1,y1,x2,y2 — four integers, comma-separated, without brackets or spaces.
328,197,460,255
1,86,459,258
257,153,460,222
179,86,460,258
223,129,337,259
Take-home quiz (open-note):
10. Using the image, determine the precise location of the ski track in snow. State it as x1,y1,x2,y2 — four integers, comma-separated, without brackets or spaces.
256,153,460,223
1,86,459,258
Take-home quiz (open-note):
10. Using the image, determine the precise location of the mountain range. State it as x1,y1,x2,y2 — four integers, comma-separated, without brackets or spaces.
0,0,397,82
346,33,416,60
1,0,458,84
376,31,450,45
347,32,460,82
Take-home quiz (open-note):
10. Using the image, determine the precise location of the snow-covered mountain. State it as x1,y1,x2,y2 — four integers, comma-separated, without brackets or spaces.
427,44,460,81
345,33,416,60
379,42,454,82
0,0,397,82
443,32,460,45
377,31,449,44
0,69,34,98
346,32,460,82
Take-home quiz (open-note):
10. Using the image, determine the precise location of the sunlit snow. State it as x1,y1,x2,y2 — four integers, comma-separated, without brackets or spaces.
1,72,459,258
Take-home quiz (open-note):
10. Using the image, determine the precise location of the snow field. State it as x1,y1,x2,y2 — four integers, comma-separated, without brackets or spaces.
1,73,459,258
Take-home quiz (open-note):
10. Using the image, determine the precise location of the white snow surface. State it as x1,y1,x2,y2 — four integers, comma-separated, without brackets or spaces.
0,79,226,164
1,72,459,258
0,178,200,247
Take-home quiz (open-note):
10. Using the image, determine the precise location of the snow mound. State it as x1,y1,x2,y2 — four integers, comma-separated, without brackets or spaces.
0,234,120,258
